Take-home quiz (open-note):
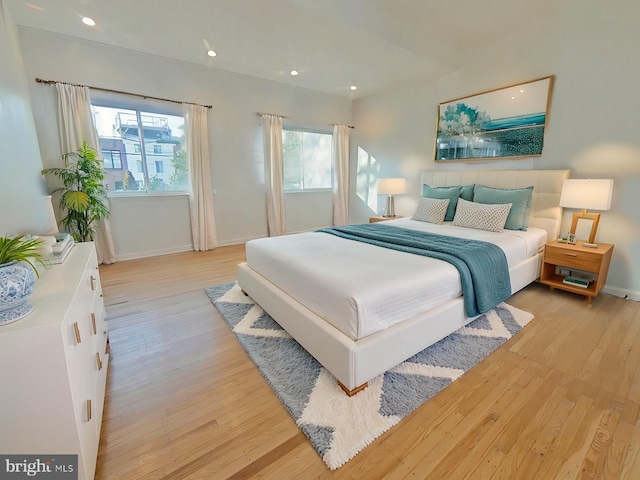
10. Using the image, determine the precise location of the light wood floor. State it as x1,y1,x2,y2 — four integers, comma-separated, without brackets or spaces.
95,245,640,479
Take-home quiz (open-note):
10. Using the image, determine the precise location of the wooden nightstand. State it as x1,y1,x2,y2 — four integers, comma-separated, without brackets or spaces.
539,240,614,304
369,216,402,223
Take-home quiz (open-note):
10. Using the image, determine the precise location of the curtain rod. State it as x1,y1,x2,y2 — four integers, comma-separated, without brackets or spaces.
257,112,354,129
257,112,287,118
35,77,212,109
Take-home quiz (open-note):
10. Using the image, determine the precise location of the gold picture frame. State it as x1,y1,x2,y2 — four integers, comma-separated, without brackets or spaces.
570,212,600,244
434,76,554,162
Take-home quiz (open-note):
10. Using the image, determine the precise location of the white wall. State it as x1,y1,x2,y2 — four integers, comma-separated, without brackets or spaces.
352,0,640,299
18,27,352,259
0,2,54,237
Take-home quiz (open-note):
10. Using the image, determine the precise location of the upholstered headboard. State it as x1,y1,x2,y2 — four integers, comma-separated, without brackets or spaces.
420,169,570,241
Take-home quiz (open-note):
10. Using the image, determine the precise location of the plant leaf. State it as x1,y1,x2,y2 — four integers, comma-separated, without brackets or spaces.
63,191,90,211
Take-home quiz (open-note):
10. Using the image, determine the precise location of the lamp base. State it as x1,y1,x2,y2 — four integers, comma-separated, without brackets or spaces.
382,195,395,217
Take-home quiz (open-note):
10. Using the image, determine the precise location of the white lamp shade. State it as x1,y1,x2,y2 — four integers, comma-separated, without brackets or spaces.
559,179,613,211
378,178,407,195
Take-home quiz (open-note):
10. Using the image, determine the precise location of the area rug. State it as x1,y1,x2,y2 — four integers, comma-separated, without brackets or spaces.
205,282,533,470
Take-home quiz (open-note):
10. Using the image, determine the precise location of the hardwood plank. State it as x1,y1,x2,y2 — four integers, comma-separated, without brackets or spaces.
94,246,640,479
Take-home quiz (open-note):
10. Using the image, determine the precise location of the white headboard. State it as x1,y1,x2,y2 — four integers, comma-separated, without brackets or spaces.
421,169,570,240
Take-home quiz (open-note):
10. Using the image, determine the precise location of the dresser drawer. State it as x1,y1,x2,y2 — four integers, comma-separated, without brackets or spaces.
544,245,601,272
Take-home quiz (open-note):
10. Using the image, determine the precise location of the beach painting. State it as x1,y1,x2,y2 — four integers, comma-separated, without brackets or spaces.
434,76,554,161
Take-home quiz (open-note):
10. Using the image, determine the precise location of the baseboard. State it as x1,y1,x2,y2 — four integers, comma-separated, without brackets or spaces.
115,245,193,261
603,285,640,302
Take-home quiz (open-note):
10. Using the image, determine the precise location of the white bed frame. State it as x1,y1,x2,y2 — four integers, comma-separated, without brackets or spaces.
237,169,570,394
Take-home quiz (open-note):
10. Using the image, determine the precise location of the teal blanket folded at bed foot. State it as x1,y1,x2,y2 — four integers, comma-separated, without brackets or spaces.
317,223,511,317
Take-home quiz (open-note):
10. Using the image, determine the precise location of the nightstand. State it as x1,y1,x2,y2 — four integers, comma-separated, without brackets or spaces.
539,240,614,304
369,216,402,223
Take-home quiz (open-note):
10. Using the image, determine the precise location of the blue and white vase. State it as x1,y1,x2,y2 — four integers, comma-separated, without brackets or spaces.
0,261,37,325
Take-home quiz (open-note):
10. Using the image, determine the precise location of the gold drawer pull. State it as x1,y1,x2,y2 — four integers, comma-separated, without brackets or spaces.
91,313,97,335
96,352,103,370
87,399,92,421
90,275,97,291
563,253,578,257
73,322,81,344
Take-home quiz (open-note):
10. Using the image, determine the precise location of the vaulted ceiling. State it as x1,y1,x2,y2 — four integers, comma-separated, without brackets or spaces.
6,0,557,98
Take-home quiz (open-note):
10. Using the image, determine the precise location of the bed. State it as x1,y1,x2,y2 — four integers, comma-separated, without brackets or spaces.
237,169,570,394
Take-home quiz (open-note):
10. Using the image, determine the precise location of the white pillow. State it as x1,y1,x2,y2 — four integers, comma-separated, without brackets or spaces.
452,198,513,232
412,197,450,224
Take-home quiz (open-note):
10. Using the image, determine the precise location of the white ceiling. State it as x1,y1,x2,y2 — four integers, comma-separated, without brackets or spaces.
6,0,557,99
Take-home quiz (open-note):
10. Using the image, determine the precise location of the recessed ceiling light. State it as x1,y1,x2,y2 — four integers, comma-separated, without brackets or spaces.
82,16,96,26
290,70,299,76
350,85,357,91
202,39,216,58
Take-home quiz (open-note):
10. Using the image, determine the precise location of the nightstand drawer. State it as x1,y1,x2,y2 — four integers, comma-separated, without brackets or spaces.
544,246,601,272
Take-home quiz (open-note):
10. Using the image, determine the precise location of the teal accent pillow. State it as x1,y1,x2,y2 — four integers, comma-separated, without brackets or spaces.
473,185,534,231
422,185,463,221
460,184,475,202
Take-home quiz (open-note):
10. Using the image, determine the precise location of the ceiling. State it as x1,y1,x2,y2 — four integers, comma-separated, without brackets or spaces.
6,0,557,99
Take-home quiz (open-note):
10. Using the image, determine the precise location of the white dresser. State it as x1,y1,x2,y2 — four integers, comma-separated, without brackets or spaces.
0,242,109,480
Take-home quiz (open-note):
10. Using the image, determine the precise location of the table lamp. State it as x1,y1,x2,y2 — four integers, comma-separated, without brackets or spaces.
378,178,406,217
559,179,613,245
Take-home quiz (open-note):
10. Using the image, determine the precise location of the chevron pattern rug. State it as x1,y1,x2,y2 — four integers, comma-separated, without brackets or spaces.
205,282,534,470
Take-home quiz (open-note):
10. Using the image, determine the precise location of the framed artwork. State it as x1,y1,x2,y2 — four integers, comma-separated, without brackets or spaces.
434,75,554,162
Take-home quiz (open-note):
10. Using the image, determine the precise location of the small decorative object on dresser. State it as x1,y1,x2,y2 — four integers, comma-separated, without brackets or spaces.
539,239,614,304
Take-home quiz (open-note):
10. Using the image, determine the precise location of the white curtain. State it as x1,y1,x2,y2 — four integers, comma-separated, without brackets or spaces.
55,83,116,264
332,124,351,226
261,114,285,236
183,103,217,251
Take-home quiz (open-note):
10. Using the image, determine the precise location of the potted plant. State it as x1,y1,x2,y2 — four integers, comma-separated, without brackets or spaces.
0,235,46,325
42,141,110,242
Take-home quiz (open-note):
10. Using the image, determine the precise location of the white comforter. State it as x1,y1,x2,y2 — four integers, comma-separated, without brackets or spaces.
245,218,546,341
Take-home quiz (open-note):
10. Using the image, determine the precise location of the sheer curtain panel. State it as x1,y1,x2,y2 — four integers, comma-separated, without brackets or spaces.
261,114,285,236
55,83,116,264
184,103,217,251
332,124,351,226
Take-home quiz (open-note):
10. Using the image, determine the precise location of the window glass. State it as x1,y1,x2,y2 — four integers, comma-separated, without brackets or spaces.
283,129,332,191
92,105,188,193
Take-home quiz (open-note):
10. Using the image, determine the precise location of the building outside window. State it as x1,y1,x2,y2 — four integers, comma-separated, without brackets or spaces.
282,128,332,191
92,104,189,193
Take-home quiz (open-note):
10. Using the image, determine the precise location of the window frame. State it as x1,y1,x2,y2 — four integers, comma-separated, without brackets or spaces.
282,126,333,193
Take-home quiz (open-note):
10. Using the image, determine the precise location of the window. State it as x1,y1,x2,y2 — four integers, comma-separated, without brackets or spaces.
283,129,332,191
91,104,189,193
101,149,122,169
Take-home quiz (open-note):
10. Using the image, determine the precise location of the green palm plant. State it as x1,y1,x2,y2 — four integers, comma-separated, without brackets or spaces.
0,235,46,276
42,141,110,242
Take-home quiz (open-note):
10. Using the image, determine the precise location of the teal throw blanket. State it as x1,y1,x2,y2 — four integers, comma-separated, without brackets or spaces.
317,223,511,317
